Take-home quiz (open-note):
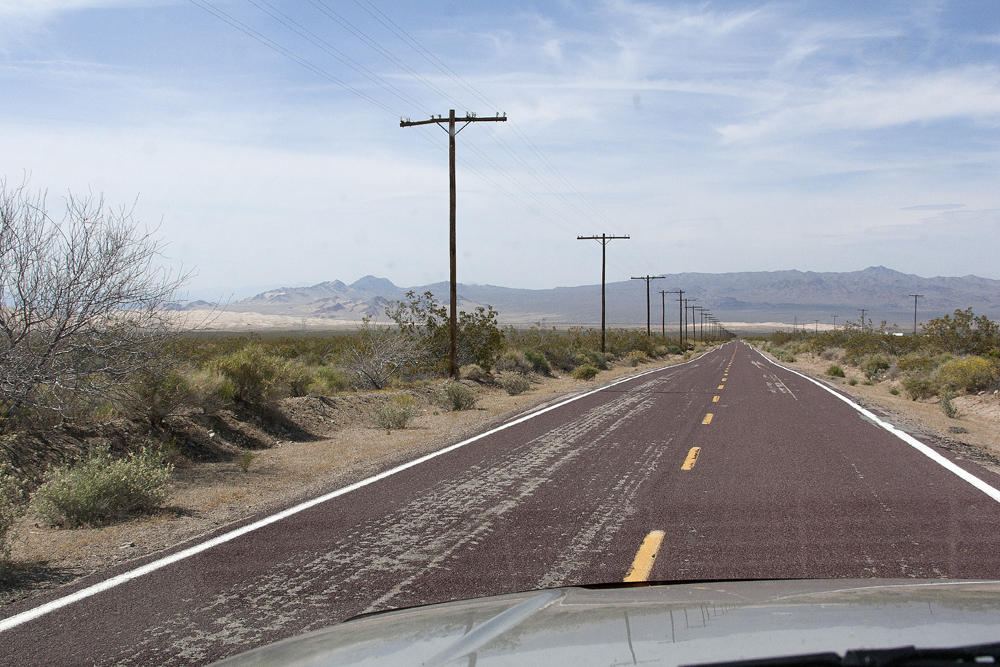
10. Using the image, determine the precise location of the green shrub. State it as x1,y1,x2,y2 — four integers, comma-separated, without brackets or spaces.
572,364,600,380
1,462,25,566
32,445,172,528
498,371,531,396
371,394,419,430
129,368,191,425
861,355,891,381
214,344,285,402
284,362,314,397
940,391,959,419
442,383,476,411
236,449,256,473
826,365,846,378
902,375,938,400
934,357,995,393
847,378,858,386
311,366,351,394
574,348,609,370
666,345,681,355
624,351,648,367
889,388,900,395
522,349,552,376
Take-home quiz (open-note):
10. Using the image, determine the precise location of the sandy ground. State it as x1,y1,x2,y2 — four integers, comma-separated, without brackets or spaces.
2,351,709,608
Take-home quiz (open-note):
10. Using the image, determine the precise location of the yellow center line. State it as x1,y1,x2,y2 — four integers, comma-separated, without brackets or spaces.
718,385,724,390
681,446,701,470
712,396,720,402
702,413,713,424
624,530,666,582
721,378,727,381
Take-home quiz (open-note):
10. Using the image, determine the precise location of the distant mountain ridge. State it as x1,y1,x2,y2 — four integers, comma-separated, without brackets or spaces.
182,267,1000,327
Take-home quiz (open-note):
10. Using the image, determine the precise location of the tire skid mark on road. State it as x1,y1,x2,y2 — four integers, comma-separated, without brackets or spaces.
116,385,666,660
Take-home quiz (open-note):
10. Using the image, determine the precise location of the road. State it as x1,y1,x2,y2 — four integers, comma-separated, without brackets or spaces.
4,340,1000,665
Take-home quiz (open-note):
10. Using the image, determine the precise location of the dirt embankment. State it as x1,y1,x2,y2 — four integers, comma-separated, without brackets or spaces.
2,352,706,609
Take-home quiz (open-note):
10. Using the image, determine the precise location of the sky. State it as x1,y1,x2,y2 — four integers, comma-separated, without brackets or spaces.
1,0,998,300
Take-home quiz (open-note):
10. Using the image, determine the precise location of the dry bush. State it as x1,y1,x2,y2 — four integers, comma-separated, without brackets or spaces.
460,364,490,383
213,344,285,403
442,383,476,411
372,394,419,430
572,364,600,380
624,351,648,367
346,318,423,390
498,371,531,396
0,461,25,567
494,350,533,375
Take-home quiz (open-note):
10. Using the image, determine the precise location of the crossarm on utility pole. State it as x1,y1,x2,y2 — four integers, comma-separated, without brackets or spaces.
578,234,630,353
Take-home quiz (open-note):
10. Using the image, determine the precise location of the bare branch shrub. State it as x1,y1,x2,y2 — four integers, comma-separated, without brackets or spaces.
346,318,423,390
0,179,188,425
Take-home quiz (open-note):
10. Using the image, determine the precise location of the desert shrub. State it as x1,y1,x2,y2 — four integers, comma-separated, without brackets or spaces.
311,366,351,394
442,383,476,411
666,345,681,355
624,351,648,367
236,449,256,472
371,394,419,430
572,364,600,380
494,350,533,375
940,391,959,419
903,376,938,400
284,362,314,397
128,368,191,426
769,347,796,363
498,371,531,396
861,355,891,381
819,348,842,361
522,349,552,376
32,444,172,528
934,357,995,393
847,378,858,386
897,355,937,374
1,462,25,566
460,364,490,383
826,365,846,378
574,348,608,370
214,344,284,402
890,388,900,395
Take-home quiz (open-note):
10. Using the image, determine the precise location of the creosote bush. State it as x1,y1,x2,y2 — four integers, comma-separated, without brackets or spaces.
861,355,891,381
32,444,172,528
934,357,995,393
214,344,284,403
572,364,600,380
903,376,938,400
624,350,648,367
498,371,531,396
460,364,490,383
442,383,476,411
371,394,419,430
311,366,351,395
494,350,533,376
940,391,959,419
826,365,846,378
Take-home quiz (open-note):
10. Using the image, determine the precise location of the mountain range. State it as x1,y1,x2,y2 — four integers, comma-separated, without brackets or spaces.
180,267,1000,329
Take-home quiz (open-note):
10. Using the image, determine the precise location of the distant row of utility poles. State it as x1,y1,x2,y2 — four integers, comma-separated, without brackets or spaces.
402,108,733,373
811,294,925,336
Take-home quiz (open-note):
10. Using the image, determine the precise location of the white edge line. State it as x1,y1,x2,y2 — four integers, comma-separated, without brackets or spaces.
0,349,716,633
752,345,1000,505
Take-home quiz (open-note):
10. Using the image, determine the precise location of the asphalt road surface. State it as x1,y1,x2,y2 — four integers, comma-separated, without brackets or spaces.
5,341,1000,666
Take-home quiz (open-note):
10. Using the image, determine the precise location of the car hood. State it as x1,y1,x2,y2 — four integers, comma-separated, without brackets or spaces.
210,579,1000,667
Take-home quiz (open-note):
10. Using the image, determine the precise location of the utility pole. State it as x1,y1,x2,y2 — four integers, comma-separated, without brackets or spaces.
401,109,507,378
814,319,819,334
659,290,666,338
578,234,630,353
832,315,839,330
858,308,868,332
684,298,698,344
693,306,704,342
908,294,924,335
631,275,666,336
666,289,683,347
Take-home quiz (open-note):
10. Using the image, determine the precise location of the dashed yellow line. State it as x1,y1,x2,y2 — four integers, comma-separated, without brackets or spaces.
712,396,720,402
681,447,701,470
624,530,666,582
721,378,727,382
718,385,725,390
702,413,713,424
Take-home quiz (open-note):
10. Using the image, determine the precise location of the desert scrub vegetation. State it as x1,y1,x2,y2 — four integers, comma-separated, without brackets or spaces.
571,364,600,380
371,394,419,430
441,382,477,411
764,309,999,402
32,444,172,528
826,365,846,378
497,371,531,396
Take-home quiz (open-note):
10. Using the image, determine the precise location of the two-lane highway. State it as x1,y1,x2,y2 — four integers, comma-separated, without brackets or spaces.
4,341,1000,666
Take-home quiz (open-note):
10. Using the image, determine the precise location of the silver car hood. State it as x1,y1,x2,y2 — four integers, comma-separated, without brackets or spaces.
210,580,1000,667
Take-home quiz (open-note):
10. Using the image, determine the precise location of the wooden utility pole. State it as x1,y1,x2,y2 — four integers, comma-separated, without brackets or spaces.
684,298,697,343
401,110,506,377
908,294,924,335
669,289,683,347
858,308,868,332
631,275,666,336
662,290,682,343
578,234,630,352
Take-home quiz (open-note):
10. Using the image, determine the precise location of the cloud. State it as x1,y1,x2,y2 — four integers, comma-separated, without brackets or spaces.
717,67,1000,142
902,204,964,211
